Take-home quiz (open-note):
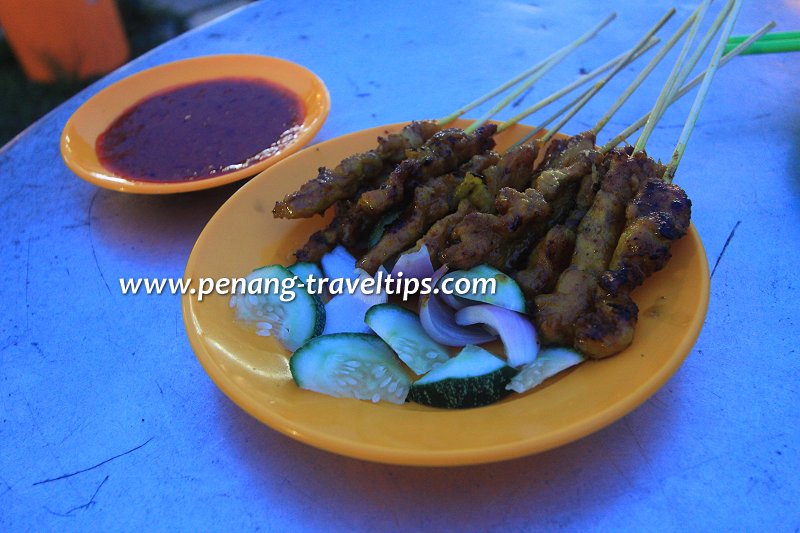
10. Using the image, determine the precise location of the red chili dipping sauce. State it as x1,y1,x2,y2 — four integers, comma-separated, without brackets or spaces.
97,77,304,182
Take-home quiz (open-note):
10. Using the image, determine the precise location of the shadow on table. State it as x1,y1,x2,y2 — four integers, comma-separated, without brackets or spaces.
788,109,800,197
215,382,681,529
85,180,247,267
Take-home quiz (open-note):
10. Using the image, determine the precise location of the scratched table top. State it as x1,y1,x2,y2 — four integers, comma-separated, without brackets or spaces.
2,1,799,530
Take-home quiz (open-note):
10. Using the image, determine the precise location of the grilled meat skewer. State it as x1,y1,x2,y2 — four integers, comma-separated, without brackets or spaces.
513,205,585,301
358,142,538,273
293,164,396,262
356,152,500,272
274,120,441,219
336,124,498,247
440,131,599,271
292,124,497,261
534,148,653,345
441,186,551,270
574,171,691,358
513,143,609,301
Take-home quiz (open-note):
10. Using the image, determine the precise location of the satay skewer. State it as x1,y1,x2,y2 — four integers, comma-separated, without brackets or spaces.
302,17,668,264
534,3,734,348
414,16,674,270
274,15,620,220
575,1,748,358
432,11,691,273
516,17,775,332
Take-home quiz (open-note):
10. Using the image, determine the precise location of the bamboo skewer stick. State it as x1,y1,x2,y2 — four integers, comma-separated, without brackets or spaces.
592,9,700,135
601,20,773,153
463,13,617,133
511,84,596,146
497,38,659,133
633,0,712,153
506,11,675,148
673,0,734,92
663,0,744,182
438,13,617,126
538,8,677,144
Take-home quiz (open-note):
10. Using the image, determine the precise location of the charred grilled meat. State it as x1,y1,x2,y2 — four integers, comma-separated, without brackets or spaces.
601,177,691,295
440,131,600,272
483,142,541,197
293,164,396,262
513,207,584,301
274,120,441,219
357,152,500,273
513,142,608,301
534,148,652,345
440,186,551,269
574,169,691,358
417,200,476,266
336,124,498,247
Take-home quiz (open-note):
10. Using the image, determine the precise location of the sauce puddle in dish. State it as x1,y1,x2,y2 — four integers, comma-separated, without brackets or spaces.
96,77,304,182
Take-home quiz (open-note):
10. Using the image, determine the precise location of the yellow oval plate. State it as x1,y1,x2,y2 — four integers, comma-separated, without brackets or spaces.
182,120,710,466
61,54,330,194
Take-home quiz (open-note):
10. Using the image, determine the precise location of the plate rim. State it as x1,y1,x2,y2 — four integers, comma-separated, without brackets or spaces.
182,121,710,466
60,53,330,194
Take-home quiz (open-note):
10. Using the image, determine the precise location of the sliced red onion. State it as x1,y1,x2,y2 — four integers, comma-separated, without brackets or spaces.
419,293,498,346
439,291,470,310
454,304,538,367
390,244,435,280
321,245,359,281
353,267,390,307
431,264,449,284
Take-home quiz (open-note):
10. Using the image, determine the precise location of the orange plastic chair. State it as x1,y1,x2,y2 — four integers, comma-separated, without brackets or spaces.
0,0,129,82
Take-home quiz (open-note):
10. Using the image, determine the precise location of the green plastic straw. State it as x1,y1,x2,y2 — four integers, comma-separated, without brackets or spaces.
724,35,800,55
727,30,800,42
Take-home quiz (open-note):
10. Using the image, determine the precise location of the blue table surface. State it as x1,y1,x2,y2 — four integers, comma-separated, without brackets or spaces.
2,0,799,530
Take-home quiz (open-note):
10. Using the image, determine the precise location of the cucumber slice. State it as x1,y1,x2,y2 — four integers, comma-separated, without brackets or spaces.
288,261,323,286
364,304,449,375
441,265,526,312
408,345,517,409
506,347,585,393
290,333,411,404
231,265,324,351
